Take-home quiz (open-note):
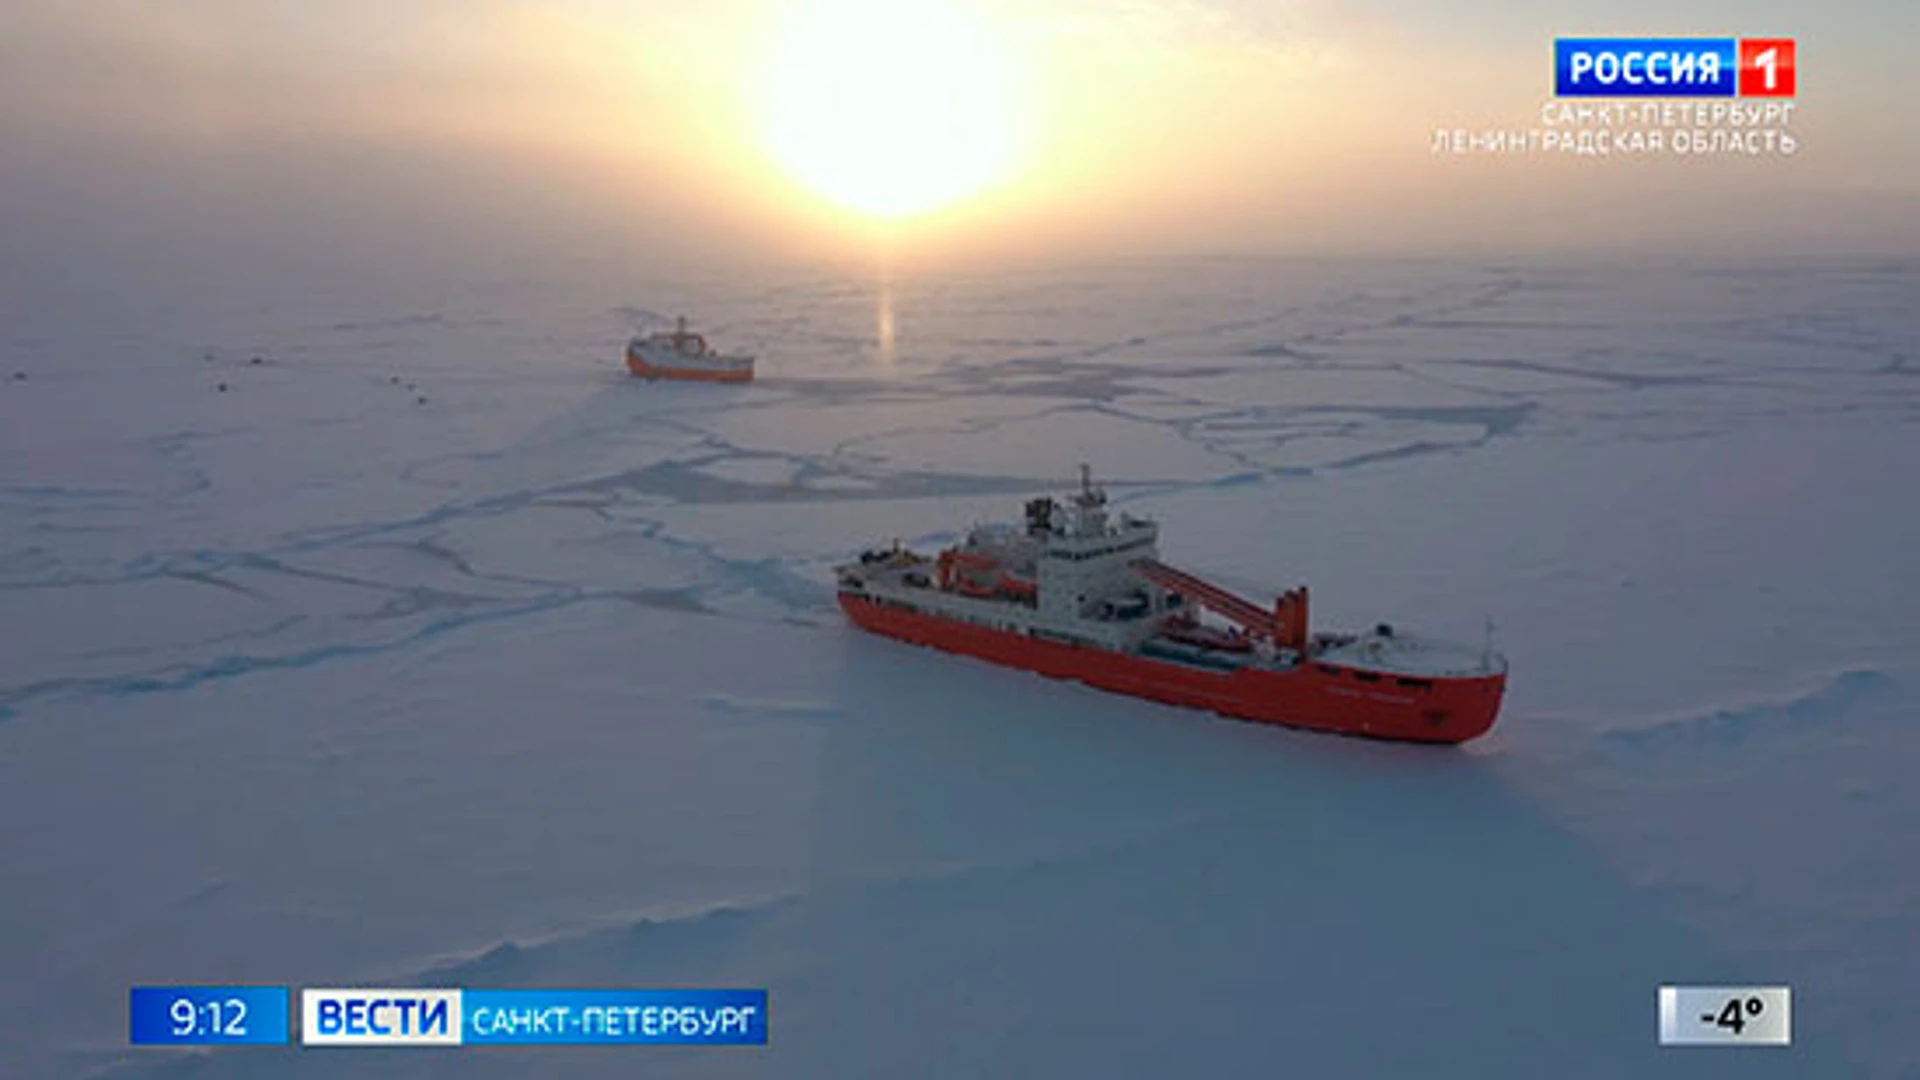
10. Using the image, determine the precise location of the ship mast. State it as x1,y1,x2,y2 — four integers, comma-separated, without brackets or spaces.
1075,463,1106,505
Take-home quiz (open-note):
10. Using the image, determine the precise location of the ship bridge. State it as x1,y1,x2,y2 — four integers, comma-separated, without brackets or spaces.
1028,466,1153,543
1029,467,1160,621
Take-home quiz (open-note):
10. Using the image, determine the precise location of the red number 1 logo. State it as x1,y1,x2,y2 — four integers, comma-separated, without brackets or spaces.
1739,38,1796,97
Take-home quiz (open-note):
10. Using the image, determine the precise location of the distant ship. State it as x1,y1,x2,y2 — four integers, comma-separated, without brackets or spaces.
625,317,755,383
836,468,1507,744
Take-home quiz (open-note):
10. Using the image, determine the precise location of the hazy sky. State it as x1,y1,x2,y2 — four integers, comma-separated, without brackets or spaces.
2,0,1914,292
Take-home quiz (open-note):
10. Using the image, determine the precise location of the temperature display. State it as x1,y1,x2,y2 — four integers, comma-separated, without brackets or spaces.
1658,985,1791,1046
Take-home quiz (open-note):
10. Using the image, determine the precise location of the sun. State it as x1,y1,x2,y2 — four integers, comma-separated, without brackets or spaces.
756,0,1030,220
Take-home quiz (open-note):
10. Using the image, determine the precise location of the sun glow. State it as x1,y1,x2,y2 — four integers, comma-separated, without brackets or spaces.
756,0,1031,220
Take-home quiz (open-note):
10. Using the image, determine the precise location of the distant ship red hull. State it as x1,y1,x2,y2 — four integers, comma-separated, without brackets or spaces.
840,594,1504,744
624,353,754,383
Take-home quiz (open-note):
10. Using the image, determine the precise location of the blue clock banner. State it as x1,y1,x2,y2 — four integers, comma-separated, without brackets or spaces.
130,987,291,1045
131,986,769,1047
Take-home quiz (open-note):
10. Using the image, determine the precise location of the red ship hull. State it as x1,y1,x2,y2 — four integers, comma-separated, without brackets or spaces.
840,594,1504,744
625,353,754,383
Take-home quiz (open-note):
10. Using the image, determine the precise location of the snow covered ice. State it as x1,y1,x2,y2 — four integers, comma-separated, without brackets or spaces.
1,255,1916,1078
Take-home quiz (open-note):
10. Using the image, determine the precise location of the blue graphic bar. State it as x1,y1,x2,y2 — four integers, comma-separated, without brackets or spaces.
462,989,767,1045
1555,38,1737,97
130,987,291,1045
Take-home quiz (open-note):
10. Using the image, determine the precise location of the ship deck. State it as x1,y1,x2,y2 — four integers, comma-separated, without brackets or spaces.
838,554,1504,682
1310,633,1505,679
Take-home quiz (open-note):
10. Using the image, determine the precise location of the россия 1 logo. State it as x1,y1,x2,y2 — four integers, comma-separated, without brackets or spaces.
1555,38,1796,98
1429,34,1800,157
